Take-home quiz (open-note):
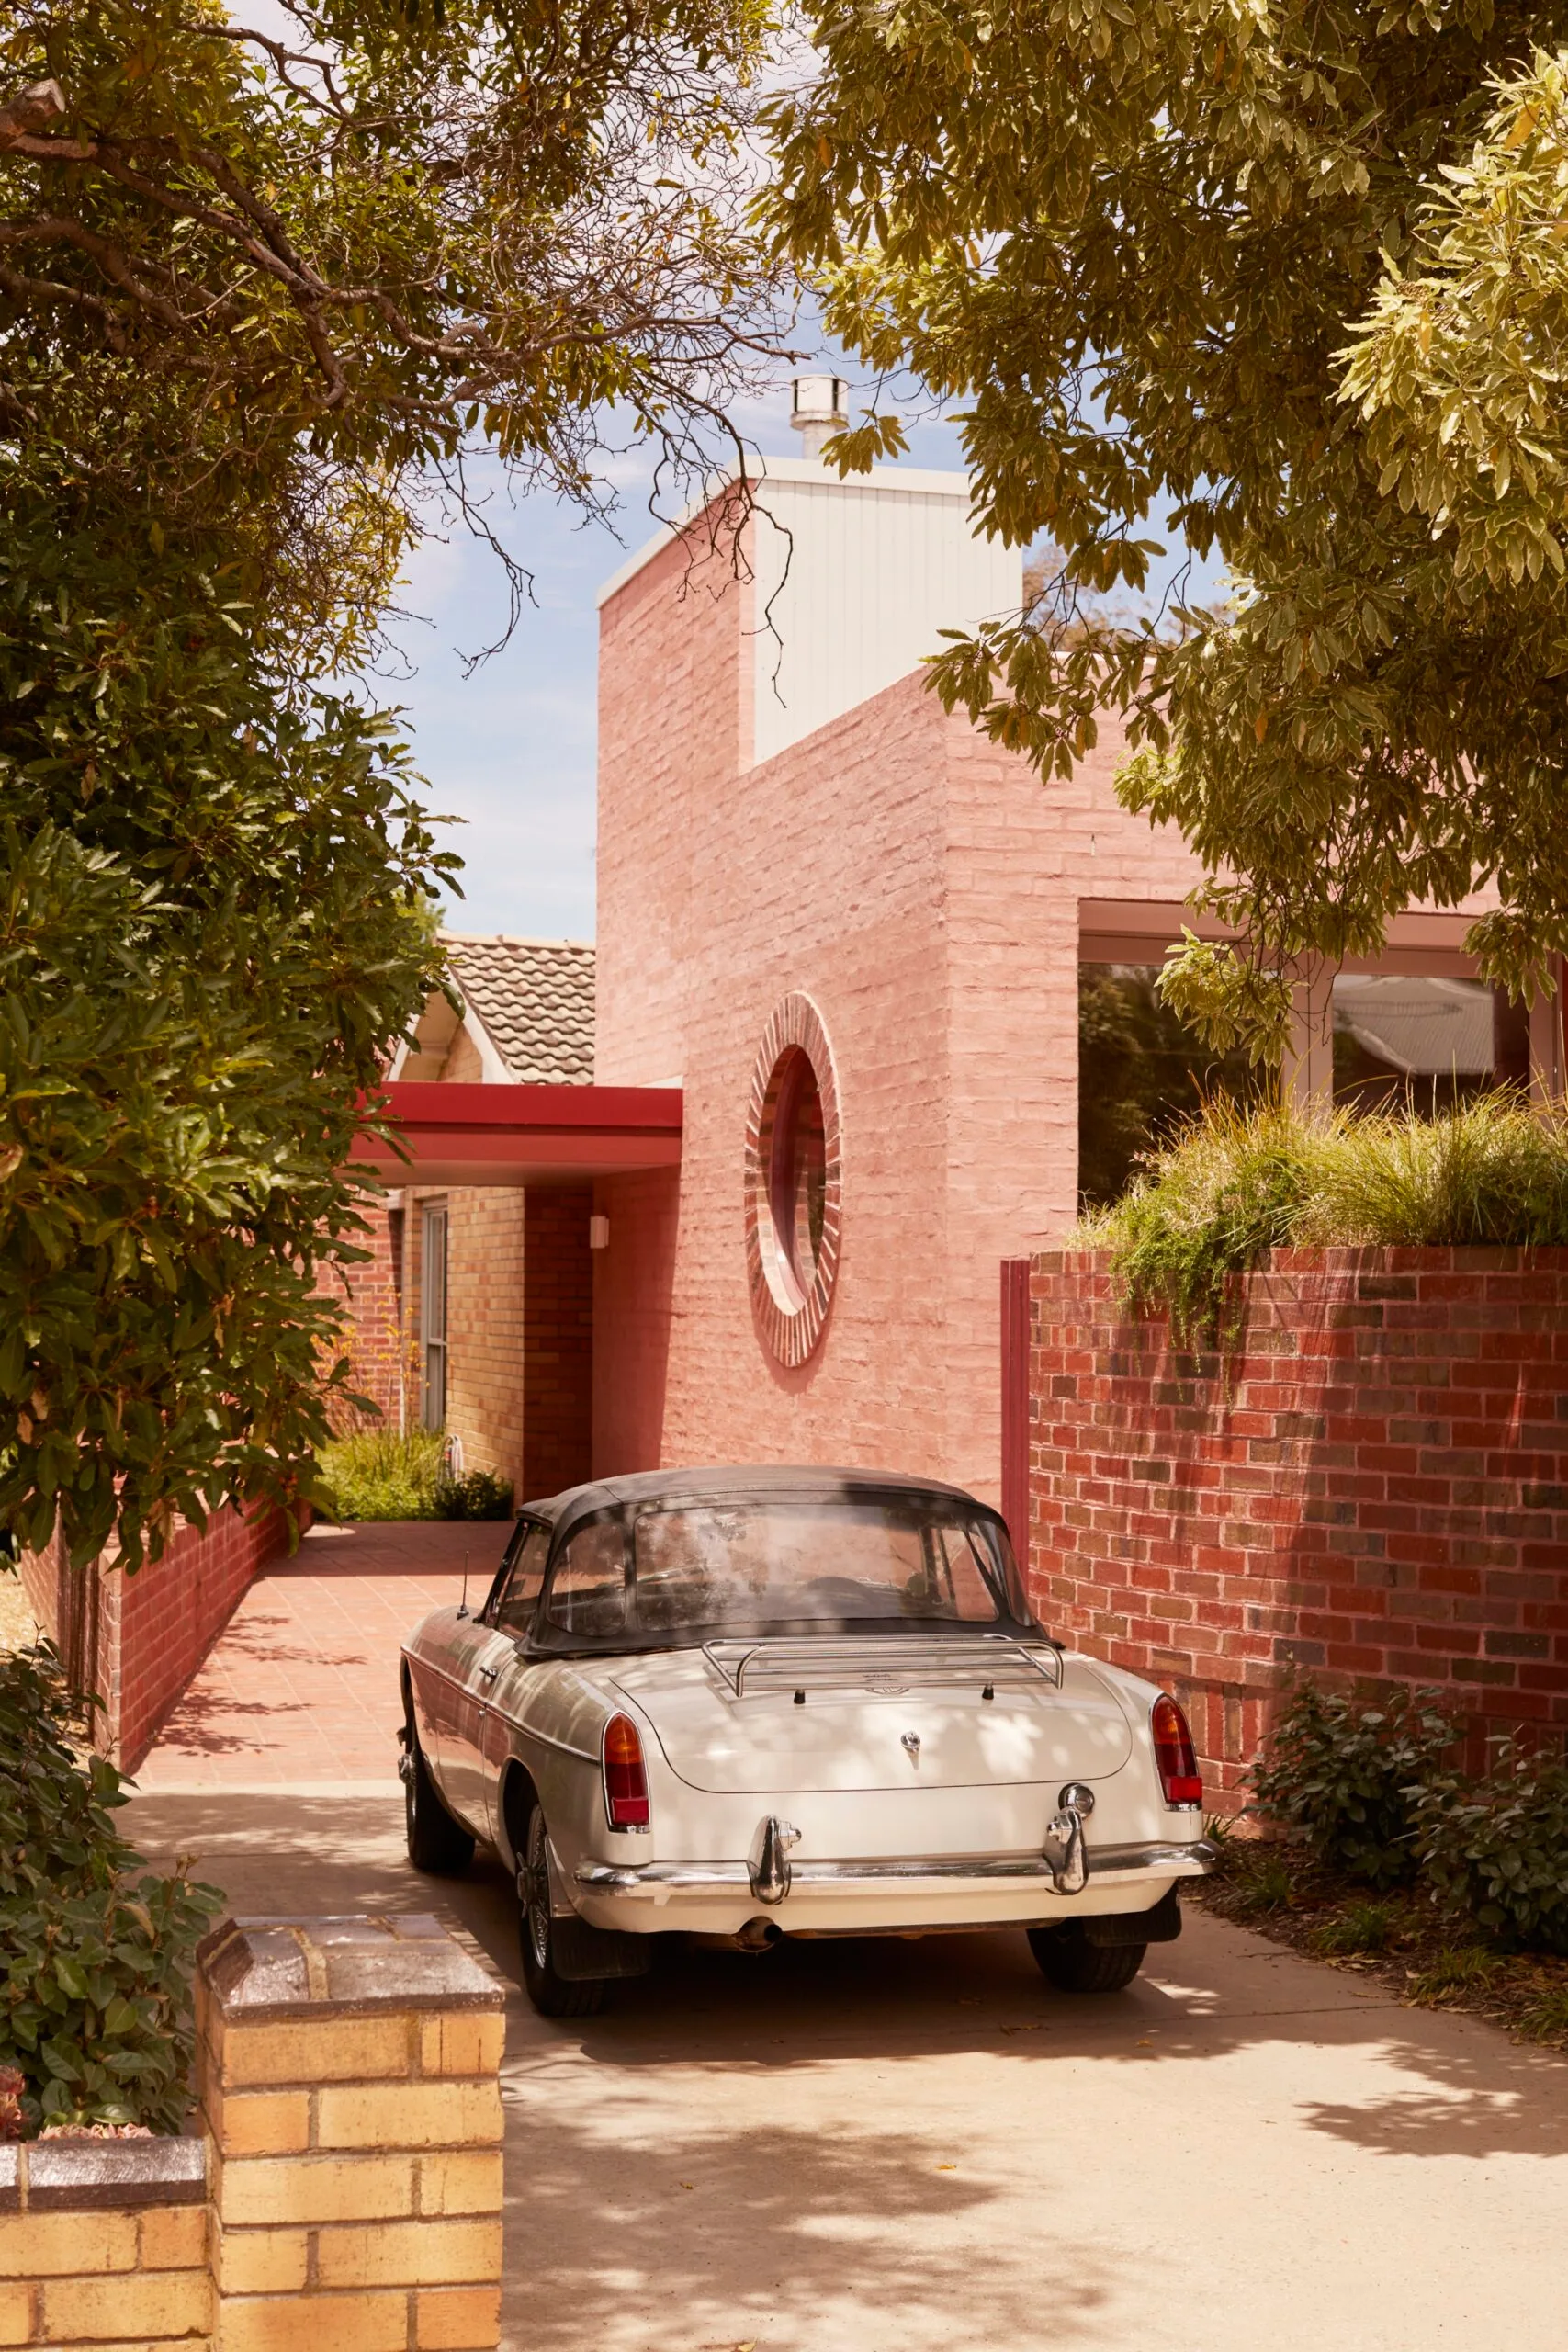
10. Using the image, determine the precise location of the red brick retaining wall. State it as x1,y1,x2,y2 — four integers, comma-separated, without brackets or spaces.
18,1504,288,1770
1027,1247,1568,1806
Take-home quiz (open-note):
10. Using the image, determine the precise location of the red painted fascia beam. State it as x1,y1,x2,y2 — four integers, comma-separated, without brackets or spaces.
352,1081,683,1185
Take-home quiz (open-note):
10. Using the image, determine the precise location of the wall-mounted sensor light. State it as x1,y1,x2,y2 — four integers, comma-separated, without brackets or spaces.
589,1216,610,1250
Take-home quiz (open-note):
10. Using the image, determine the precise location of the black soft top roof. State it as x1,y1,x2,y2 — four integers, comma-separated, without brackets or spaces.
524,1464,998,1548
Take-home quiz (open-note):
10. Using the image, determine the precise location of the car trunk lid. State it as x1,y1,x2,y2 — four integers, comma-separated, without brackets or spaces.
612,1638,1133,1794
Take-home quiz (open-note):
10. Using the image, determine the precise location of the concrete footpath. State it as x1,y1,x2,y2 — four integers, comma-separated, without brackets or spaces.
125,1782,1568,2352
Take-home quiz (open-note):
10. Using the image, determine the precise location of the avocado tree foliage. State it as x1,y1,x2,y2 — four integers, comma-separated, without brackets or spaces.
1,0,787,1567
762,3,1568,1059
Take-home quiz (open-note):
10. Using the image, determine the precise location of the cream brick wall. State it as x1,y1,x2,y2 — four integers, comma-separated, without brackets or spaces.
0,1914,508,2352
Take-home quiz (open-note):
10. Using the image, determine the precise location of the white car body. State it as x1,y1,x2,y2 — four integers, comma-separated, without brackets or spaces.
400,1468,1213,1970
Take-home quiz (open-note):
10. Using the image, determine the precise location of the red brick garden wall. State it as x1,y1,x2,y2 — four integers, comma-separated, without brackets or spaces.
1027,1247,1568,1807
18,1504,289,1770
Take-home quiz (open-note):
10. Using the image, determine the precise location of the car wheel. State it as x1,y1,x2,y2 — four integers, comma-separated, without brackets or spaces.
403,1731,475,1876
516,1804,606,2019
1027,1928,1147,1994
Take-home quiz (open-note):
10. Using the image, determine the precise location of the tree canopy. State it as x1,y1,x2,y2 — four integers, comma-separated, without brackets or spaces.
1,0,788,1566
763,3,1568,1057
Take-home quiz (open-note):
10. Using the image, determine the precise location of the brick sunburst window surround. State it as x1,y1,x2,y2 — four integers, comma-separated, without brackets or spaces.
744,994,842,1368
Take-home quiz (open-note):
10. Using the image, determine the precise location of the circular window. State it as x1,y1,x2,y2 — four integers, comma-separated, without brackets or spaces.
745,995,841,1366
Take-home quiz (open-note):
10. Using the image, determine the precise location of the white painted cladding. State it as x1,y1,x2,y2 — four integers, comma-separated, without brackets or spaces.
747,461,1021,768
594,456,1022,768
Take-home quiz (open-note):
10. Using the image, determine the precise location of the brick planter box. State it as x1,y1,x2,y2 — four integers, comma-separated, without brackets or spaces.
1,1912,504,2352
0,2134,209,2347
1027,1247,1568,1805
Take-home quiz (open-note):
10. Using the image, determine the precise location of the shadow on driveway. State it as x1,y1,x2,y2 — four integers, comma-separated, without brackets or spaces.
127,1788,1568,2352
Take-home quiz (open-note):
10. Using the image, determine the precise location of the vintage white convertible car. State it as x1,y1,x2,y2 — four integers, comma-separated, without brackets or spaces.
400,1467,1214,2016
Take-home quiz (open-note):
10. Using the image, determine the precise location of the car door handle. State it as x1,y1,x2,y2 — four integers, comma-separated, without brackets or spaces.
478,1664,499,1683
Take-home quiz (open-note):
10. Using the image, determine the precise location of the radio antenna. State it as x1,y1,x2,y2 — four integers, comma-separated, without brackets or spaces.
459,1547,469,1619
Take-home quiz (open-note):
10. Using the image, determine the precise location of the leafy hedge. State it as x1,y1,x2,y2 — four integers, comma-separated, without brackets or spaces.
0,1644,220,2135
1249,1680,1568,1952
1083,1093,1568,1340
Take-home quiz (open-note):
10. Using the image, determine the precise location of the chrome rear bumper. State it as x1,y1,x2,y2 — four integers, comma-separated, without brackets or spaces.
577,1838,1216,1900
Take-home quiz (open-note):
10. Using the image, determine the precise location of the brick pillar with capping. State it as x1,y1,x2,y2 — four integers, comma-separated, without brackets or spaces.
197,1913,505,2352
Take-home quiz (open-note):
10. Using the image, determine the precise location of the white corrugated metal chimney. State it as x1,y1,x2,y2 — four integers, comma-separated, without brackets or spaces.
791,374,849,460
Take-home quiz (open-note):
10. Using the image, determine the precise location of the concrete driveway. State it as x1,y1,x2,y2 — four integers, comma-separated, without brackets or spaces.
125,1781,1568,2352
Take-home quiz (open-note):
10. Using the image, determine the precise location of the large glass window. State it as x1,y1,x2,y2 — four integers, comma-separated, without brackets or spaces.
1077,964,1257,1209
1332,975,1530,1113
1079,962,1538,1208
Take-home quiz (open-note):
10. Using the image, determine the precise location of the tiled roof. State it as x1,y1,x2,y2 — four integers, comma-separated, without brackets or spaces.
444,933,595,1084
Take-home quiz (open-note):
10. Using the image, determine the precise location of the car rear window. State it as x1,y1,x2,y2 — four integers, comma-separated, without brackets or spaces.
630,1500,1006,1634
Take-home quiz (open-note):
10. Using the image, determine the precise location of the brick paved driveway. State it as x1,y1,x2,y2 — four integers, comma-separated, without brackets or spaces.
133,1519,512,1791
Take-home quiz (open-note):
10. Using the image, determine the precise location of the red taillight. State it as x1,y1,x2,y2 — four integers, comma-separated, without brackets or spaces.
1151,1694,1201,1807
604,1713,650,1829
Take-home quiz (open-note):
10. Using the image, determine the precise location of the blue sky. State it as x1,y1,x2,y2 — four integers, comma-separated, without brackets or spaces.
378,373,1217,943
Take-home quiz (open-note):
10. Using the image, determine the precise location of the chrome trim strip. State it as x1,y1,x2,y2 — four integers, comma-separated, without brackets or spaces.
497,1720,601,1767
577,1838,1216,1896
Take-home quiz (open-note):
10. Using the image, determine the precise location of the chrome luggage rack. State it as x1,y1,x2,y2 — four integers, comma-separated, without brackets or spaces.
701,1633,1064,1699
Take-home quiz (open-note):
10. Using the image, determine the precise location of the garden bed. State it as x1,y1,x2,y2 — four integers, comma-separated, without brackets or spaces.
1194,1845,1568,2053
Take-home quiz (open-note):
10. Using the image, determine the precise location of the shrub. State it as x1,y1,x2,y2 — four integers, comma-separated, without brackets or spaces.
1248,1682,1457,1890
317,1426,448,1521
0,1645,221,2134
1084,1091,1568,1339
434,1467,514,1521
1414,1739,1568,1954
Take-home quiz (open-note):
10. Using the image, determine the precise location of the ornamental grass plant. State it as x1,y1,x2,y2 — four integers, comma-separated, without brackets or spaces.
316,1426,449,1521
1083,1091,1568,1340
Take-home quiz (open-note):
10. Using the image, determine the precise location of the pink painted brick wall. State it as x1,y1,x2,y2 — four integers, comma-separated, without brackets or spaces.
1027,1247,1568,1805
592,510,1208,1498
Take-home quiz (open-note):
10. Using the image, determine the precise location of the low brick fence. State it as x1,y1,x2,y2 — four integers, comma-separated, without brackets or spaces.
1026,1247,1568,1806
17,1504,292,1770
0,2135,208,2346
1,1913,504,2351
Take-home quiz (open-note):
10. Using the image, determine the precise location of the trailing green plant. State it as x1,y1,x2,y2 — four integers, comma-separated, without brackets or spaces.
1086,1096,1313,1341
0,1644,220,2134
316,1428,448,1523
1414,1738,1568,1955
1248,1682,1458,1892
434,1468,515,1523
1085,1093,1568,1340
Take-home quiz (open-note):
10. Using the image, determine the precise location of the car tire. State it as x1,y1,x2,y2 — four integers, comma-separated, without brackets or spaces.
1027,1928,1147,1994
403,1732,475,1876
517,1804,607,2019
